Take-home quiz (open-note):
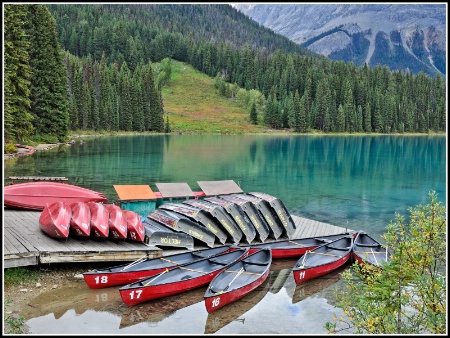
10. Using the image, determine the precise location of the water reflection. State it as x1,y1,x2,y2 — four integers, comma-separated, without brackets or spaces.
204,277,271,334
23,257,354,334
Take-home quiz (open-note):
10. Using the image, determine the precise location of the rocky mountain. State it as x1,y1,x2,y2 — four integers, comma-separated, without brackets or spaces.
233,4,446,77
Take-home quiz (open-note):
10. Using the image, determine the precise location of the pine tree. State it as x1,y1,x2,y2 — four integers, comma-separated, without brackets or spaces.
26,4,69,142
4,4,34,143
249,100,257,124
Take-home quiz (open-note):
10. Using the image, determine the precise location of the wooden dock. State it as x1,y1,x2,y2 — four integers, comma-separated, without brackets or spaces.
3,209,352,269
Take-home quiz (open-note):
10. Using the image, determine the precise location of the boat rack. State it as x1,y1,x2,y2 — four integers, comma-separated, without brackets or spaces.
9,176,69,184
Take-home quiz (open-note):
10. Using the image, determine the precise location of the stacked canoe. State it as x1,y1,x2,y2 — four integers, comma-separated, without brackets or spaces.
39,201,145,242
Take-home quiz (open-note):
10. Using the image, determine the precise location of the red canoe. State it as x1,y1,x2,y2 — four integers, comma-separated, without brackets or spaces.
39,201,72,238
204,247,272,313
292,235,353,284
119,247,250,306
88,202,109,238
83,245,234,289
104,204,128,239
69,202,91,237
245,232,355,259
4,182,108,211
123,210,145,242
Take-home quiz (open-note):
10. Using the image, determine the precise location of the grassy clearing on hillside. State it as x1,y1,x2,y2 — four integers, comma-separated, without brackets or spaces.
160,61,269,134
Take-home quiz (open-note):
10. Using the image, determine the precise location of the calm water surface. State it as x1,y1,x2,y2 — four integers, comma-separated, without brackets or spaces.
5,134,446,240
4,135,446,334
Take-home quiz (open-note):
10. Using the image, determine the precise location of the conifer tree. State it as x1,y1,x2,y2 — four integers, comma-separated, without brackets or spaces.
250,100,258,124
26,4,69,141
4,4,34,143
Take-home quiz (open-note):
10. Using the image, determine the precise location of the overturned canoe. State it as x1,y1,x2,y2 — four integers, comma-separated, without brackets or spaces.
231,193,284,240
183,199,243,244
39,201,72,239
219,194,271,243
122,210,145,243
69,202,91,237
4,181,108,211
249,192,296,239
104,204,128,240
158,203,228,244
87,202,109,238
205,197,257,244
142,218,194,249
147,209,216,247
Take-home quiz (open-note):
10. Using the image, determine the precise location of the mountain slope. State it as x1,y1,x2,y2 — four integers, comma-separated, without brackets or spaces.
234,4,446,77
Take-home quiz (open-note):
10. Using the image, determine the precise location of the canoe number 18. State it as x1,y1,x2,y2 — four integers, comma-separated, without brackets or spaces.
212,297,220,308
94,276,109,284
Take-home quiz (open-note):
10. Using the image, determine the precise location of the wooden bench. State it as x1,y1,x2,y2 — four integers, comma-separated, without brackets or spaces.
9,176,69,184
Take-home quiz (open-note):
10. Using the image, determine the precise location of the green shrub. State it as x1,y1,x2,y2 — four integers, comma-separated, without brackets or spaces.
4,143,17,154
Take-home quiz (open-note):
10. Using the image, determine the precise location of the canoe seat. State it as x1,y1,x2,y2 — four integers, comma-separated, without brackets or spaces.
208,258,229,266
241,259,268,266
356,243,382,247
326,245,352,251
191,252,209,258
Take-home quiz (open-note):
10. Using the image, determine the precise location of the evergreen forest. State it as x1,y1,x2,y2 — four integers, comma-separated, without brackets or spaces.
4,4,446,145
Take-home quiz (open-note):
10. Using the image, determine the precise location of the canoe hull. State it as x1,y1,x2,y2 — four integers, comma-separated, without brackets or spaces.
204,248,271,313
4,182,108,211
205,268,270,313
123,210,145,243
83,245,233,289
69,202,91,237
119,248,249,306
292,236,353,284
105,204,128,239
88,202,109,238
183,199,243,244
293,252,351,284
120,271,221,306
247,233,352,259
39,202,72,238
352,231,391,269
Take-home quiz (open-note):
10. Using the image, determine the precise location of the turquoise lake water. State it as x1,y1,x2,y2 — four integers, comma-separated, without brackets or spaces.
4,134,446,241
3,134,446,334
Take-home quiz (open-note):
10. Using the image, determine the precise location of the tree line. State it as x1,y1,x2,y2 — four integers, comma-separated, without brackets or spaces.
4,4,446,145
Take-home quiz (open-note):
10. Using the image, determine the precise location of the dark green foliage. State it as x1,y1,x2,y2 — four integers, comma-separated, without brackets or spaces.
26,4,69,142
4,4,447,142
4,4,34,143
250,100,257,124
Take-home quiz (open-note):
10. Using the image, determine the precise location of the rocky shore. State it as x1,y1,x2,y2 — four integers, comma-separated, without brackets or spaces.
4,140,79,161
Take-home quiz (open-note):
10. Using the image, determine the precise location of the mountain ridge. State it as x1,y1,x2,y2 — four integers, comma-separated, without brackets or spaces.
234,3,446,77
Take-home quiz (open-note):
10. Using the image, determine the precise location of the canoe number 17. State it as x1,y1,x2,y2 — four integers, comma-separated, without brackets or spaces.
128,290,143,299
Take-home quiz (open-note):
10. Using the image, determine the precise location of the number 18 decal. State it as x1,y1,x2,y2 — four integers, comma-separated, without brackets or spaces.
212,297,221,308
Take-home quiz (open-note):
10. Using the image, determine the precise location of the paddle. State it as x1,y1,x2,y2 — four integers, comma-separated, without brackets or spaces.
370,247,379,266
299,250,309,268
120,255,147,271
144,268,169,286
211,266,245,294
